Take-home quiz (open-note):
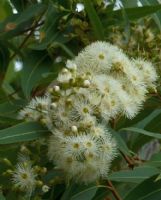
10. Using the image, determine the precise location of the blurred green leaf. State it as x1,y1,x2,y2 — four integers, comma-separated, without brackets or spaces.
109,5,161,21
0,99,26,118
111,129,131,156
0,192,6,200
145,152,161,167
71,186,98,200
10,0,28,12
124,175,161,200
121,127,161,139
0,0,12,20
0,3,47,40
20,50,52,98
29,3,62,50
108,166,159,183
145,112,161,133
0,121,49,144
0,42,10,72
92,187,109,200
121,0,138,8
140,0,161,31
84,0,104,40
135,108,161,129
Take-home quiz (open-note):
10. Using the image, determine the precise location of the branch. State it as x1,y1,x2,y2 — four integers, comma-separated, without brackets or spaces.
107,180,122,200
119,150,135,169
9,13,45,61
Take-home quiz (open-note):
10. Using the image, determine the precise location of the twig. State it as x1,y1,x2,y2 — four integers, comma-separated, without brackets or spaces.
119,150,135,169
107,180,122,200
18,21,44,35
9,26,36,61
9,12,45,61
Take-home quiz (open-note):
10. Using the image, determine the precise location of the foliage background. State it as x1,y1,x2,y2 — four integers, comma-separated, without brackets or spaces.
0,0,161,199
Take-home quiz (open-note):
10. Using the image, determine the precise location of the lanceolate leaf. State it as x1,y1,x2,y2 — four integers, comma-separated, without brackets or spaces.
84,0,104,40
124,175,161,200
0,122,49,144
109,5,161,21
111,129,131,156
121,127,161,139
0,3,47,39
0,0,12,20
0,192,6,200
71,186,98,200
0,42,10,72
140,0,161,31
108,166,159,183
121,0,138,8
135,108,161,129
20,50,52,98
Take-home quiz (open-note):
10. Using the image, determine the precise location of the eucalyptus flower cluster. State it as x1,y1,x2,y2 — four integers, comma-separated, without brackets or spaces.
19,41,157,184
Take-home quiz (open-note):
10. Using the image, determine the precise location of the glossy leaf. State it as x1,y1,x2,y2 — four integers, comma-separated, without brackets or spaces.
84,0,104,40
124,175,161,200
0,42,10,72
0,122,49,144
0,3,47,39
111,128,131,156
109,5,161,21
108,166,159,183
135,108,161,129
0,99,26,118
10,0,28,12
71,186,98,200
0,0,12,20
121,127,161,139
29,3,62,50
0,192,6,200
140,0,161,31
20,50,52,98
121,0,138,8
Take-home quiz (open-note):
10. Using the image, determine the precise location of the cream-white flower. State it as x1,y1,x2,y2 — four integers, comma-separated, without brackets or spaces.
66,60,77,70
12,160,37,196
133,58,158,86
20,41,158,184
57,68,72,83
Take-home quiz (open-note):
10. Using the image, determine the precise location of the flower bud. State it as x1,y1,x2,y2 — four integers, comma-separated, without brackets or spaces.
71,125,78,133
83,80,90,87
42,185,50,193
54,85,60,92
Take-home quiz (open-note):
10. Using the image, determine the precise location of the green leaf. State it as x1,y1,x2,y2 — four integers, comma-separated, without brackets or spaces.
146,153,161,167
144,111,161,132
0,41,10,72
0,3,46,40
121,127,161,139
10,0,28,12
0,122,49,144
108,166,159,183
140,0,161,31
111,129,131,156
92,188,108,200
71,186,98,200
110,5,161,21
135,108,161,129
0,99,26,118
124,175,161,200
29,3,62,50
61,182,76,200
0,0,12,20
84,0,104,40
121,0,138,8
115,107,156,130
20,50,52,98
0,192,6,200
